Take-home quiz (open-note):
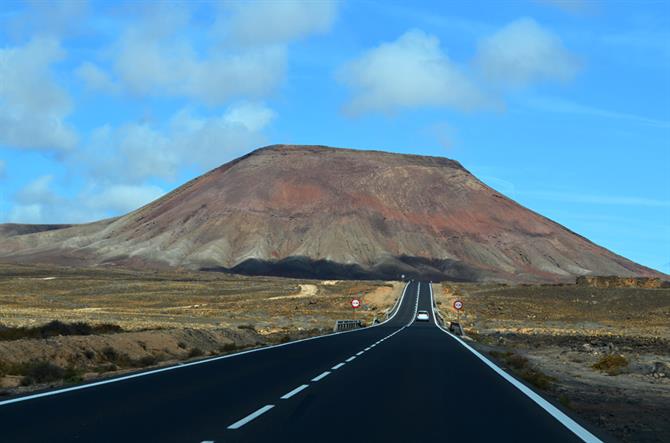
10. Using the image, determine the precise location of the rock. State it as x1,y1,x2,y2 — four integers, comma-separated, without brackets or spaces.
650,361,669,378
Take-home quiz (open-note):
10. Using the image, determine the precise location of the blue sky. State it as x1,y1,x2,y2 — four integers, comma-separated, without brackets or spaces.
0,0,668,273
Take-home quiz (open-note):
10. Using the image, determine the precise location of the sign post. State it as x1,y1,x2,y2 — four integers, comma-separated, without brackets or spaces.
351,298,360,318
453,299,463,322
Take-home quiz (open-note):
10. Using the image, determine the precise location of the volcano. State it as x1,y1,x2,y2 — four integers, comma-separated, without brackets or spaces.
0,145,664,282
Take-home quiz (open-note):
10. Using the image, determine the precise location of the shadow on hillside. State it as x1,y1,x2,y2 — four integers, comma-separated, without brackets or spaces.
201,255,484,282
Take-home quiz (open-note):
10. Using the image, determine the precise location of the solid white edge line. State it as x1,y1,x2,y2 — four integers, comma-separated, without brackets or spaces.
0,281,414,408
331,362,345,370
406,282,421,326
311,371,331,382
427,283,602,443
280,384,309,400
227,404,275,430
345,356,356,362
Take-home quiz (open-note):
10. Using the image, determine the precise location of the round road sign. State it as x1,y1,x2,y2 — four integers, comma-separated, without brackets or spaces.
453,300,463,311
351,299,361,309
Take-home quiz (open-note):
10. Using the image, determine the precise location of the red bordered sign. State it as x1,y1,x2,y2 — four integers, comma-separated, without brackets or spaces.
453,300,463,311
351,298,361,309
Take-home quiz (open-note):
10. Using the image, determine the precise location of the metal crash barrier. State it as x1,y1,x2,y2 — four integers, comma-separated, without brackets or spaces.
333,320,363,332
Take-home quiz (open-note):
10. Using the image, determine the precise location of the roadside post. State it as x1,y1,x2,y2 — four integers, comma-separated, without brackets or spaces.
453,299,463,322
351,297,360,319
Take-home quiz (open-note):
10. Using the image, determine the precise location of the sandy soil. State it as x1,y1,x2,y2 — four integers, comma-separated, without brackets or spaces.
434,282,670,443
0,264,401,396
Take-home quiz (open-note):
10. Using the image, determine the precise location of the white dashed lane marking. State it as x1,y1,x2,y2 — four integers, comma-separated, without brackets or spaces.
280,384,309,400
227,404,275,430
225,285,417,435
311,371,331,382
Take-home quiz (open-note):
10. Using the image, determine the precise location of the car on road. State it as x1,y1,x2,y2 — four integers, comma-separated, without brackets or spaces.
416,310,430,321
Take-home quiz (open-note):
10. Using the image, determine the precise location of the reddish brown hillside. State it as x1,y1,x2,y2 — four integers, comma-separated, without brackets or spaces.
0,145,664,282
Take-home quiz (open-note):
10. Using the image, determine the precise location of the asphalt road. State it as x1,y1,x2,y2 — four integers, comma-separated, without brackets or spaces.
0,281,604,442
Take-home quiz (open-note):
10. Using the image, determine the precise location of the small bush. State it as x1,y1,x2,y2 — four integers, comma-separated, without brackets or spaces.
187,348,204,358
100,346,132,367
506,354,529,370
218,343,238,353
132,355,159,367
592,354,628,375
490,350,555,390
520,368,555,391
279,335,291,344
237,324,256,331
177,341,187,349
559,394,572,409
0,321,123,341
18,361,81,386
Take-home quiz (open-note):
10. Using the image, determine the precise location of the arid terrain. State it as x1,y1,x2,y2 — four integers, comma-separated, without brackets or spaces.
1,145,664,283
0,263,400,396
434,280,670,443
2,262,668,442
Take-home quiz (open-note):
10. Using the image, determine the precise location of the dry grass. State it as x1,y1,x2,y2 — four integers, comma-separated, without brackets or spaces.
0,263,398,333
592,354,629,375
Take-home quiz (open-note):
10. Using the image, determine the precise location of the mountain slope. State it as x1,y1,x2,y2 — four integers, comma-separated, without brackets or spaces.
0,145,664,282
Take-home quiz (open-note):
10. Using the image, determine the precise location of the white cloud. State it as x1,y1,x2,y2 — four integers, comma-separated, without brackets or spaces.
88,184,165,214
114,27,286,105
526,96,670,128
474,18,580,88
218,101,277,132
84,102,276,184
75,62,119,93
225,1,338,46
0,37,77,151
88,2,337,106
338,30,491,115
9,175,165,224
7,0,89,39
521,190,670,207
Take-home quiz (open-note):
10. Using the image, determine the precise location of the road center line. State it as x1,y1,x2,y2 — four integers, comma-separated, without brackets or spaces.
356,351,364,356
280,384,309,400
331,362,345,370
345,356,356,362
227,404,275,430
311,371,331,382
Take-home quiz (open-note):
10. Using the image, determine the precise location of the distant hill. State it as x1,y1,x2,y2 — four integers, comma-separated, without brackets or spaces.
0,145,665,282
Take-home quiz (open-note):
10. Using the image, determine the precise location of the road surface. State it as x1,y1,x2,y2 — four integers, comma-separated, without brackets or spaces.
0,281,604,442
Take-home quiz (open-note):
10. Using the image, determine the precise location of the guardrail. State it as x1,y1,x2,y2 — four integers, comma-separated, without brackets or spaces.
384,284,405,321
429,284,465,336
333,320,363,332
431,289,447,328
